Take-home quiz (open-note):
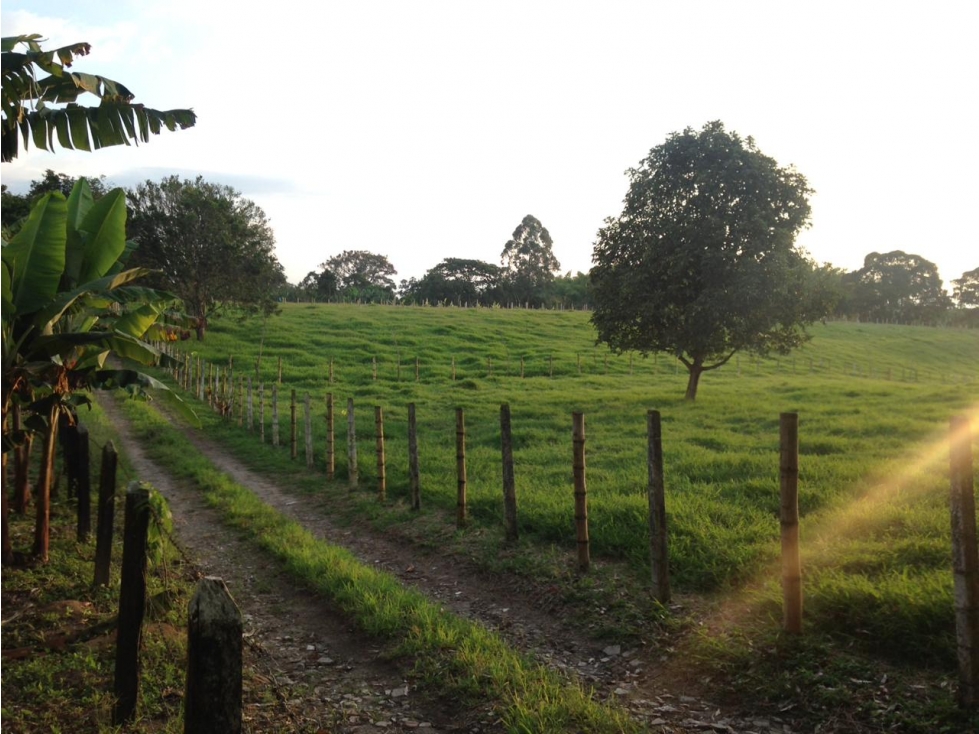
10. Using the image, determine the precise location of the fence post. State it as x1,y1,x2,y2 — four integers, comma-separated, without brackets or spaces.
501,403,518,542
277,356,282,384
415,357,420,382
780,412,803,634
408,403,420,510
290,390,298,460
304,393,314,469
347,398,358,489
247,378,253,431
375,407,386,501
647,410,670,602
326,393,335,481
372,356,377,381
113,483,151,725
272,384,280,446
329,357,334,385
93,441,117,587
573,412,589,572
950,416,979,708
259,383,266,443
237,377,244,428
456,408,467,528
185,576,243,734
76,425,92,542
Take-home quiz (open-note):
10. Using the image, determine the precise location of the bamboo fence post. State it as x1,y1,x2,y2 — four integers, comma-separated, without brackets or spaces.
304,393,314,469
647,410,670,602
246,378,253,431
290,389,298,460
237,377,244,428
277,356,282,384
573,412,589,572
184,577,242,734
208,363,214,410
272,384,279,447
950,415,979,708
375,407,386,501
93,441,117,587
347,398,358,489
780,412,802,634
501,403,518,542
408,403,420,510
325,393,335,481
456,408,467,528
113,483,150,725
259,383,266,443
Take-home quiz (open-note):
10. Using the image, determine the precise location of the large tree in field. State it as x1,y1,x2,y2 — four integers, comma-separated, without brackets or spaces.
951,267,978,309
501,214,560,307
126,176,284,339
321,250,397,303
2,34,195,162
400,258,502,306
591,121,832,401
849,251,950,324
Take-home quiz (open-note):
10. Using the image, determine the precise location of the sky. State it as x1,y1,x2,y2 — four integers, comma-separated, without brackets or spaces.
2,1,976,290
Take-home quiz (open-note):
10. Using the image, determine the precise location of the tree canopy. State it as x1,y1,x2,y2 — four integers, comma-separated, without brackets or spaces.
842,251,950,325
500,215,560,307
400,258,502,306
952,267,979,309
321,250,397,303
1,34,195,162
590,121,832,400
126,176,284,339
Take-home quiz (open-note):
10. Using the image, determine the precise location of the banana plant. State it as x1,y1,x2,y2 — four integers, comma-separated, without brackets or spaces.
1,33,196,162
2,178,192,561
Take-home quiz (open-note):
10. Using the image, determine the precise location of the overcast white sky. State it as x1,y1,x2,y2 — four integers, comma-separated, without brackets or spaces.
2,1,976,289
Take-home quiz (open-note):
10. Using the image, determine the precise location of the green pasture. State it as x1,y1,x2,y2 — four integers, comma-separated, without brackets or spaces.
161,304,978,661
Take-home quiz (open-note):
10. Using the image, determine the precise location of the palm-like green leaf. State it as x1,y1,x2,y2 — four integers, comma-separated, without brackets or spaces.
1,192,67,313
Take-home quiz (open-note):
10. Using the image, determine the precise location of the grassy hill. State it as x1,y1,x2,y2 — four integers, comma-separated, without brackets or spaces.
165,304,979,666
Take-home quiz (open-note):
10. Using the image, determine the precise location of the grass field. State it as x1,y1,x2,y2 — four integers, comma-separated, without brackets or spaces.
162,304,979,667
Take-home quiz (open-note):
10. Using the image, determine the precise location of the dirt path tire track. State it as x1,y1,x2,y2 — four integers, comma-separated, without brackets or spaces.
101,393,787,734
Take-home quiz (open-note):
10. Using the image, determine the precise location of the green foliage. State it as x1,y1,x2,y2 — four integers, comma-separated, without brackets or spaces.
1,33,196,162
843,250,952,325
952,266,979,308
590,120,834,400
319,250,398,303
501,214,560,307
400,257,503,306
125,175,285,339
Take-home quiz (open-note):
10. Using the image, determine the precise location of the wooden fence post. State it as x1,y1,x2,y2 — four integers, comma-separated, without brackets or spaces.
329,357,334,385
375,406,386,501
259,384,266,443
372,356,377,381
272,384,280,447
950,415,979,708
326,393,335,481
780,412,803,634
113,483,151,725
277,356,282,384
237,377,244,428
76,425,92,542
290,390,298,460
304,393,314,468
501,403,518,542
415,357,420,382
456,408,467,528
246,377,253,431
185,576,242,734
93,441,117,587
647,410,670,602
573,412,589,572
347,398,358,489
408,403,420,510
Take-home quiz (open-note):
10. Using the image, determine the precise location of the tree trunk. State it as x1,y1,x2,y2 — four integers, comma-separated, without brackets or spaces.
12,403,32,513
684,360,704,401
32,404,60,562
195,312,207,341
